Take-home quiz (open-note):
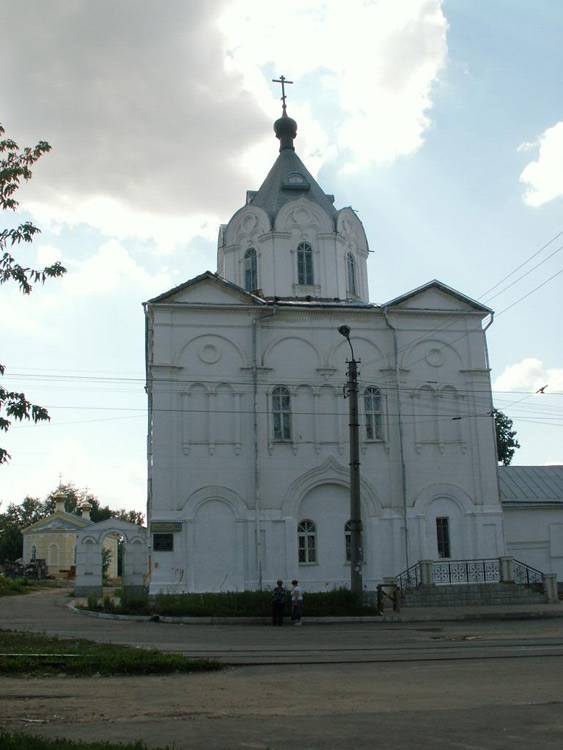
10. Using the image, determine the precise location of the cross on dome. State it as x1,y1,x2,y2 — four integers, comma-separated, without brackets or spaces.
272,75,293,114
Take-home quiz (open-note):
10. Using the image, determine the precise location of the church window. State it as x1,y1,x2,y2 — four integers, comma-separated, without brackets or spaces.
346,252,357,296
436,517,451,559
272,386,292,441
244,248,257,292
153,533,174,552
298,519,317,564
297,242,314,285
364,387,383,440
345,520,364,563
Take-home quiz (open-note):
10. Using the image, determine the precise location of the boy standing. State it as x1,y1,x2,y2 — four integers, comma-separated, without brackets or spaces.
291,579,303,625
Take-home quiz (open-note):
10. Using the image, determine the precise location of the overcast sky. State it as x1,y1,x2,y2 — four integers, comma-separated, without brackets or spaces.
1,0,562,513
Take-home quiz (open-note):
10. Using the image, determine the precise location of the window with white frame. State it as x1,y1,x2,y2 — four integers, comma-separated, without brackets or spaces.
244,248,257,292
31,545,37,561
364,386,383,440
346,252,357,296
297,242,314,285
272,386,292,441
298,519,317,564
436,517,451,559
345,520,364,563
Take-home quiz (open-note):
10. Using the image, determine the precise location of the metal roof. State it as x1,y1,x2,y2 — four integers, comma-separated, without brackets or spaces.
248,148,338,225
498,466,563,506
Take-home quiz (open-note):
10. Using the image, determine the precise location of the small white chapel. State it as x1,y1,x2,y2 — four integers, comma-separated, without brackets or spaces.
144,91,512,596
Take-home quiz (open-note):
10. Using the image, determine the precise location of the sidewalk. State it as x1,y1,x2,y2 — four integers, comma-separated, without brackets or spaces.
380,601,563,623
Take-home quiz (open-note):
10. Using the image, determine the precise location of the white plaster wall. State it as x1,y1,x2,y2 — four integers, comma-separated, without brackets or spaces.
503,507,563,580
147,290,504,594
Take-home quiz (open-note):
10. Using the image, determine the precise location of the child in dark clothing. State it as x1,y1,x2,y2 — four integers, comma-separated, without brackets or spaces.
271,579,286,625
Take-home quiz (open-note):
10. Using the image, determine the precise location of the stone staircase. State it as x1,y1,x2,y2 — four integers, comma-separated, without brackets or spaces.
401,582,547,608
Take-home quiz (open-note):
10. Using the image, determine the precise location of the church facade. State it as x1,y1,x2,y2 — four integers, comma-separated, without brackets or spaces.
144,107,505,595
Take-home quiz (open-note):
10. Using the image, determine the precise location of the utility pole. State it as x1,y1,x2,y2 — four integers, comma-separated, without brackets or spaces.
338,325,363,596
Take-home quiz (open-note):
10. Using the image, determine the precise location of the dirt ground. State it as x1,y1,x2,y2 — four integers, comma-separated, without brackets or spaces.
2,659,563,750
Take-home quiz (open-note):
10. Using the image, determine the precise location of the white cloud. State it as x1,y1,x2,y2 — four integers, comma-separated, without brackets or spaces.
493,358,563,393
219,0,448,171
62,239,169,297
519,121,563,207
26,197,220,255
3,0,448,241
1,434,146,513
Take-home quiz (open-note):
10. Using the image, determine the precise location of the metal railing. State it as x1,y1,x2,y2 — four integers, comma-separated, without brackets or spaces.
396,557,547,592
512,559,543,588
432,558,501,585
396,563,422,592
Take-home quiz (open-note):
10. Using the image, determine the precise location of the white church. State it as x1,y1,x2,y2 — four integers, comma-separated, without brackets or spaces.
144,99,559,596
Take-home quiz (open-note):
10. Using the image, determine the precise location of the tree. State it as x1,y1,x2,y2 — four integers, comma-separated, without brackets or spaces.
493,408,521,466
0,122,66,464
0,481,145,561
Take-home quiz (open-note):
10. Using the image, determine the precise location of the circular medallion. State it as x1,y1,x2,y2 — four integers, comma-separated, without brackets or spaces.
199,344,220,364
425,347,445,367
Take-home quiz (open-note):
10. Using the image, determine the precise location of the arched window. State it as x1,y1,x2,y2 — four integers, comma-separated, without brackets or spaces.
346,252,357,296
297,242,314,285
298,519,317,564
272,386,292,441
364,386,383,440
345,520,364,563
244,248,257,292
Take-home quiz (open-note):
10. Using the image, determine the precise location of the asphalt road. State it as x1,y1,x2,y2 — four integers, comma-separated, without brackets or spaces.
2,588,563,749
1,587,563,664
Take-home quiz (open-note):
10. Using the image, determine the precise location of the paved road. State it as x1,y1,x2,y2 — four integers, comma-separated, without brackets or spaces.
2,587,563,664
2,589,563,749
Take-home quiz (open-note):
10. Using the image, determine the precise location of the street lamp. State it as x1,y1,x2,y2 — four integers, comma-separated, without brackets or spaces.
338,325,363,596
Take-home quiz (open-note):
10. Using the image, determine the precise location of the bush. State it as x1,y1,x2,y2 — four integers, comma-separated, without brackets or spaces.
118,589,151,615
82,586,379,618
154,590,273,617
0,577,31,597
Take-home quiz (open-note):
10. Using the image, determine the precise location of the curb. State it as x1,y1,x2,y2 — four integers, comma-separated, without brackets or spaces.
68,600,563,625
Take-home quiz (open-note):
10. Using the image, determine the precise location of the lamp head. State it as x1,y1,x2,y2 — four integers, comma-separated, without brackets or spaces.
338,324,351,339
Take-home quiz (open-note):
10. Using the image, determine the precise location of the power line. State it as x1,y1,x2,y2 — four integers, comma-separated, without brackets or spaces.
479,228,563,298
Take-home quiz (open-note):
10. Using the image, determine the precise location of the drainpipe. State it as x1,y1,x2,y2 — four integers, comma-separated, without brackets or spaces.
482,311,505,552
252,305,278,589
382,306,410,572
143,302,154,587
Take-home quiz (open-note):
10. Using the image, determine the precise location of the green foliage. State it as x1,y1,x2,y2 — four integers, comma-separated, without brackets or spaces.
0,630,221,676
119,589,152,615
0,731,172,749
1,122,66,464
0,576,31,596
493,408,521,465
102,548,112,581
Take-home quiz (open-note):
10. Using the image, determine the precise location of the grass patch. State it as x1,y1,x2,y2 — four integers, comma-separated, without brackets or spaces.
0,577,33,597
0,731,172,750
86,587,379,618
0,630,221,676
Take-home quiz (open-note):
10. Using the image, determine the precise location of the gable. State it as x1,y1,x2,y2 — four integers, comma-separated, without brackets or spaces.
384,280,492,315
147,272,264,307
23,512,89,534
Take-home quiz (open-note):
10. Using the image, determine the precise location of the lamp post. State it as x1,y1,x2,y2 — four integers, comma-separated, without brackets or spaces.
338,325,363,596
